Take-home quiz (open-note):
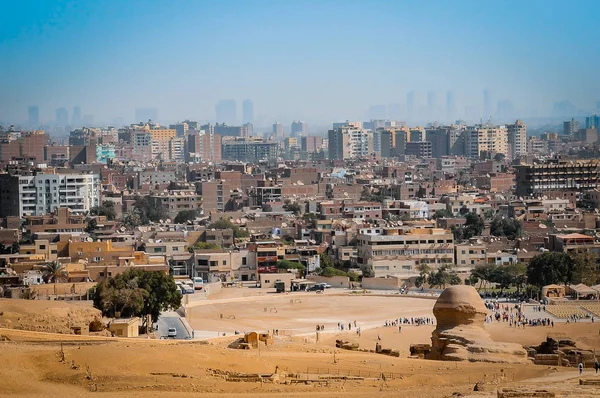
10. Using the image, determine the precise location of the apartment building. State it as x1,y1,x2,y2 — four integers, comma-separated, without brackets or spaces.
187,130,222,162
465,125,508,159
507,120,527,159
514,159,600,197
147,190,202,218
405,141,432,158
0,172,100,217
327,126,373,160
194,249,252,282
0,130,49,164
356,227,454,277
221,137,278,162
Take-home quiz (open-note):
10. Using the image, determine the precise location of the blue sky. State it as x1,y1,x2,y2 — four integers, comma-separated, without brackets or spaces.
0,0,598,126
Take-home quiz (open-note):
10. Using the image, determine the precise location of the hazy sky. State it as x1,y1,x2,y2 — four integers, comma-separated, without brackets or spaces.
1,0,599,126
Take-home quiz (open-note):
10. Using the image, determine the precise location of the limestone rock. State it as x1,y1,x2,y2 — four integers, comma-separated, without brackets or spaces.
428,285,529,364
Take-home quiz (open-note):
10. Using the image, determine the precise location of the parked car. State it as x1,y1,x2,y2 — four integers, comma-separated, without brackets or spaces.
307,284,324,292
193,277,204,290
167,327,177,338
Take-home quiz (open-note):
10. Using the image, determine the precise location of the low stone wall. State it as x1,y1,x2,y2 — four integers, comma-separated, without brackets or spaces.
361,277,401,290
308,275,350,288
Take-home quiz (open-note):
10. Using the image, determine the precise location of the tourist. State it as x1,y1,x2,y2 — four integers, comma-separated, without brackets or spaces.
398,325,402,333
594,359,599,374
578,362,583,374
377,334,381,341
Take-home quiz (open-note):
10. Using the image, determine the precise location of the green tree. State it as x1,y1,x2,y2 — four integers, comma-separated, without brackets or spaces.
208,218,249,239
452,213,484,242
122,210,142,228
276,260,305,276
320,253,334,269
174,209,199,224
283,201,302,216
526,252,573,288
131,195,168,225
427,265,461,289
90,201,117,221
43,261,67,283
432,208,454,219
188,242,221,252
490,216,522,240
320,267,347,277
85,218,98,240
93,269,182,324
470,264,498,290
570,251,599,285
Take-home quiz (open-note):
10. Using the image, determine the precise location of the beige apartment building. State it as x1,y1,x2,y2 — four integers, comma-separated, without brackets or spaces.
357,227,454,278
507,120,527,159
466,125,508,159
193,249,252,282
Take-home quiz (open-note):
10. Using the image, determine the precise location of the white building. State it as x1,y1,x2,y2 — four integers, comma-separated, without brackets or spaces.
507,120,527,159
328,126,373,160
18,173,100,216
465,125,508,159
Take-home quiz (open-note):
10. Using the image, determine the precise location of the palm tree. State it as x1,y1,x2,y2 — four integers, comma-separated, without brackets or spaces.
43,261,67,283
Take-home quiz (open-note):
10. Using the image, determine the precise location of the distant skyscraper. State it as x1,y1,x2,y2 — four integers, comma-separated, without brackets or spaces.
72,106,81,126
28,106,39,127
367,105,386,120
585,114,600,129
387,103,401,120
406,91,415,119
483,89,493,119
135,108,158,123
445,91,456,122
215,99,237,124
563,118,579,136
55,107,69,126
272,121,283,138
497,100,514,122
291,121,307,137
427,91,437,119
242,99,254,124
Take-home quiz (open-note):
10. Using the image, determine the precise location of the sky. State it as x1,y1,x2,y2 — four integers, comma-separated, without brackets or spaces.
0,0,599,127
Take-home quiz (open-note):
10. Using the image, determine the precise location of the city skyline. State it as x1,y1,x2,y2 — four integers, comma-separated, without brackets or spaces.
1,0,599,126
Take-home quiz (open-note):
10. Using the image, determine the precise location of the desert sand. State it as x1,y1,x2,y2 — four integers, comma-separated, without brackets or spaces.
1,292,600,397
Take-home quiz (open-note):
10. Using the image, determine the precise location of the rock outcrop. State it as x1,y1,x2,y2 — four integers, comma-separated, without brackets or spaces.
428,285,529,363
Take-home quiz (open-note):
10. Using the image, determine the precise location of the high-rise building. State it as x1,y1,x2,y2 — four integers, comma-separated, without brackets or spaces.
215,100,237,125
427,91,437,119
0,172,100,217
28,106,39,127
406,141,432,158
506,120,527,159
585,114,600,129
0,130,49,164
242,99,254,124
465,125,508,159
291,121,307,137
328,127,373,160
406,91,415,119
563,118,579,136
55,107,69,126
272,122,283,138
426,128,451,158
483,89,493,118
367,105,386,120
300,136,323,154
72,106,82,126
187,130,222,162
445,91,455,122
135,108,158,123
221,137,278,162
515,159,600,197
387,103,401,120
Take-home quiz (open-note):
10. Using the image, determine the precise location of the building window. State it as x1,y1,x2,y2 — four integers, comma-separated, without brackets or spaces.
39,245,46,250
223,260,227,266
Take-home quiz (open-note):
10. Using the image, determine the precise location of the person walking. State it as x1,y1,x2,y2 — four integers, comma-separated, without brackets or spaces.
594,359,599,374
578,362,583,374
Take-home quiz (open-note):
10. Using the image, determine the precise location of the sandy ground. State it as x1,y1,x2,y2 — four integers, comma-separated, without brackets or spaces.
2,291,600,397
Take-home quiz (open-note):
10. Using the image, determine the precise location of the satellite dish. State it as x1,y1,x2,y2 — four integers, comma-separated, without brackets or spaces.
166,219,171,223
87,237,93,242
148,239,154,243
159,219,164,224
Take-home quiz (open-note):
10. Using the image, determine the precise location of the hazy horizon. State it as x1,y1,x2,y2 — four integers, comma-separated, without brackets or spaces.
1,0,599,127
